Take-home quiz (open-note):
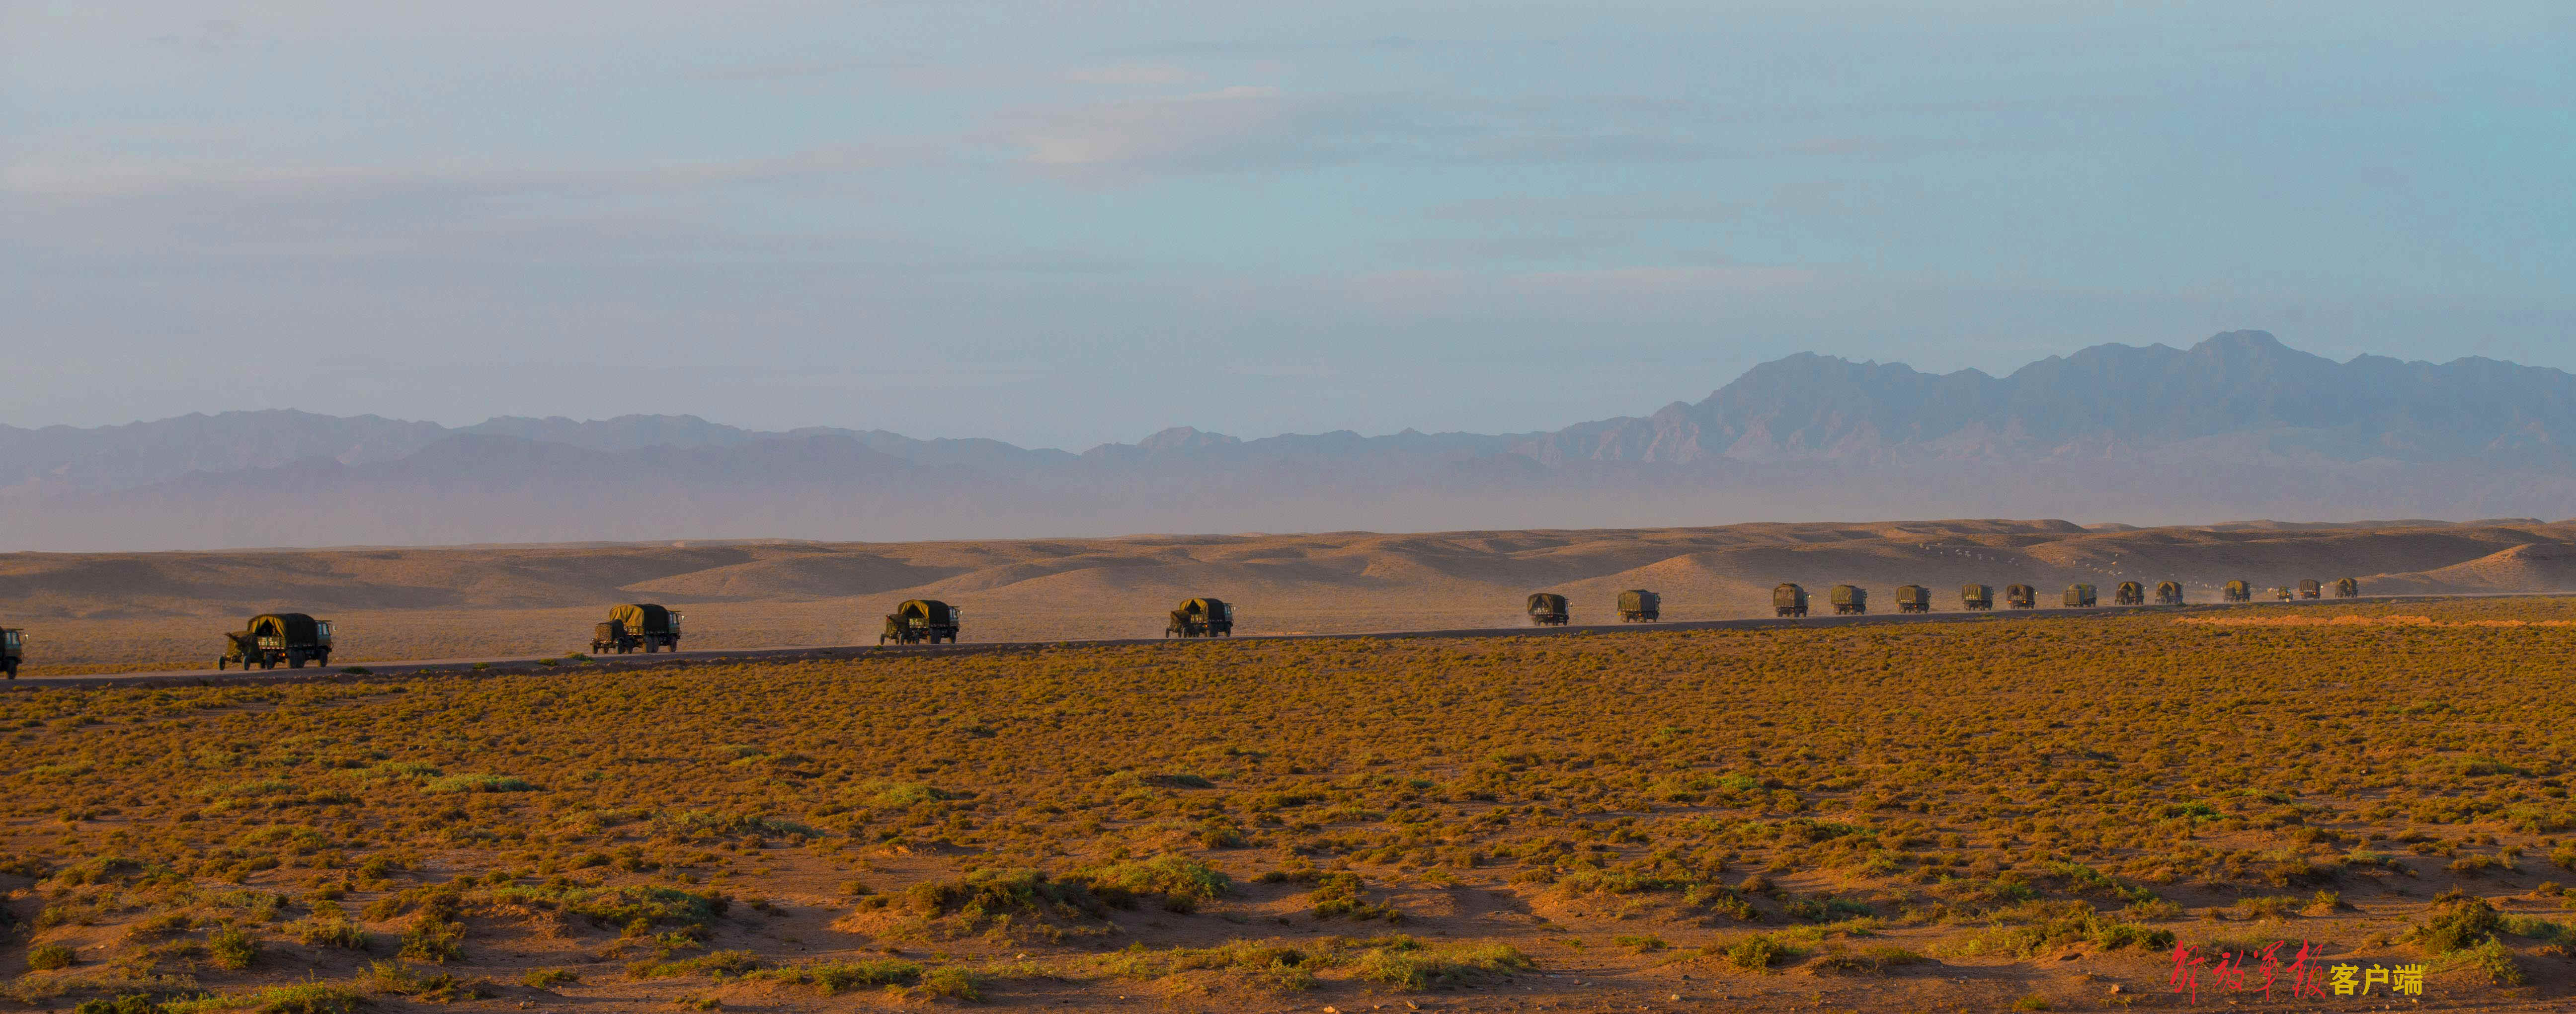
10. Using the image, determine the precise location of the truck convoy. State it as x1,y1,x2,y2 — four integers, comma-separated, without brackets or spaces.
0,563,2405,678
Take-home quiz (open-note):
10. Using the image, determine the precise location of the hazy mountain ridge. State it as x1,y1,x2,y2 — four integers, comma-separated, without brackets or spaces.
1512,332,2576,466
9,332,2576,550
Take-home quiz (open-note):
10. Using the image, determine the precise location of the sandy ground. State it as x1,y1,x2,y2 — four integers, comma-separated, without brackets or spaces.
7,517,2576,675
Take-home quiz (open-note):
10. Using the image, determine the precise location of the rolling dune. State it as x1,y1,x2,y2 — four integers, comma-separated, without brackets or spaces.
3,517,2573,674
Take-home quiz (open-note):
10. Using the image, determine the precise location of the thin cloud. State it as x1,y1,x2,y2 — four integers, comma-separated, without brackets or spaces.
0,146,926,201
1005,89,1742,176
1428,194,1748,223
1065,63,1198,85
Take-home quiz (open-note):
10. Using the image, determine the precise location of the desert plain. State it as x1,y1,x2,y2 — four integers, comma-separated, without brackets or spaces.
4,519,2576,1013
7,518,2576,676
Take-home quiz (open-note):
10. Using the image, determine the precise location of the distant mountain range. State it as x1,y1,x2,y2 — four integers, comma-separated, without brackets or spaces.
7,331,2574,550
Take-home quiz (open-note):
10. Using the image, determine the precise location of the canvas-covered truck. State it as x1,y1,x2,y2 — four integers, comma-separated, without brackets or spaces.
1618,589,1661,622
0,627,20,679
2006,584,2037,609
2156,581,2185,605
2298,579,2322,599
1831,584,1867,615
1894,585,1931,613
590,603,684,654
2223,580,2253,603
217,613,332,670
2114,581,2145,606
1167,597,1234,638
1526,592,1569,626
881,599,961,645
2274,586,2295,600
2064,584,2097,607
2336,577,2360,598
1961,584,1994,610
1773,584,1808,617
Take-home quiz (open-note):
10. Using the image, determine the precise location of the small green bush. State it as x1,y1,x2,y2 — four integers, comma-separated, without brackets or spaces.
1810,944,1926,975
787,958,923,994
910,967,980,1001
2408,893,2500,954
207,928,259,970
423,774,533,794
244,984,366,1014
1079,855,1229,913
291,919,369,950
1308,871,1400,921
398,916,465,963
2461,938,2524,985
27,942,77,970
1352,936,1533,990
74,996,161,1014
1723,934,1787,971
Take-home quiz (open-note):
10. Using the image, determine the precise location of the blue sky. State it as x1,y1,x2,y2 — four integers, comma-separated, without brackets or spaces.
4,1,2568,447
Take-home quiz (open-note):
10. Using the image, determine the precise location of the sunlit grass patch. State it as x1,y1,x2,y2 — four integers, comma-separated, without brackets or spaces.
421,773,533,793
1348,935,1533,990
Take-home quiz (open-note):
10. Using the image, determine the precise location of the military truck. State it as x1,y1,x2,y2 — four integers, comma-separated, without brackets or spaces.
2113,581,2145,606
2298,579,2322,599
1526,592,1569,626
1773,583,1808,617
590,603,684,654
2155,581,2185,605
1618,590,1661,622
2223,580,2253,603
1167,597,1234,638
1894,585,1931,613
881,599,961,645
217,613,332,670
0,627,20,679
2335,577,2360,598
1831,584,1867,615
1961,584,1994,610
2006,584,2037,609
2064,584,2097,607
